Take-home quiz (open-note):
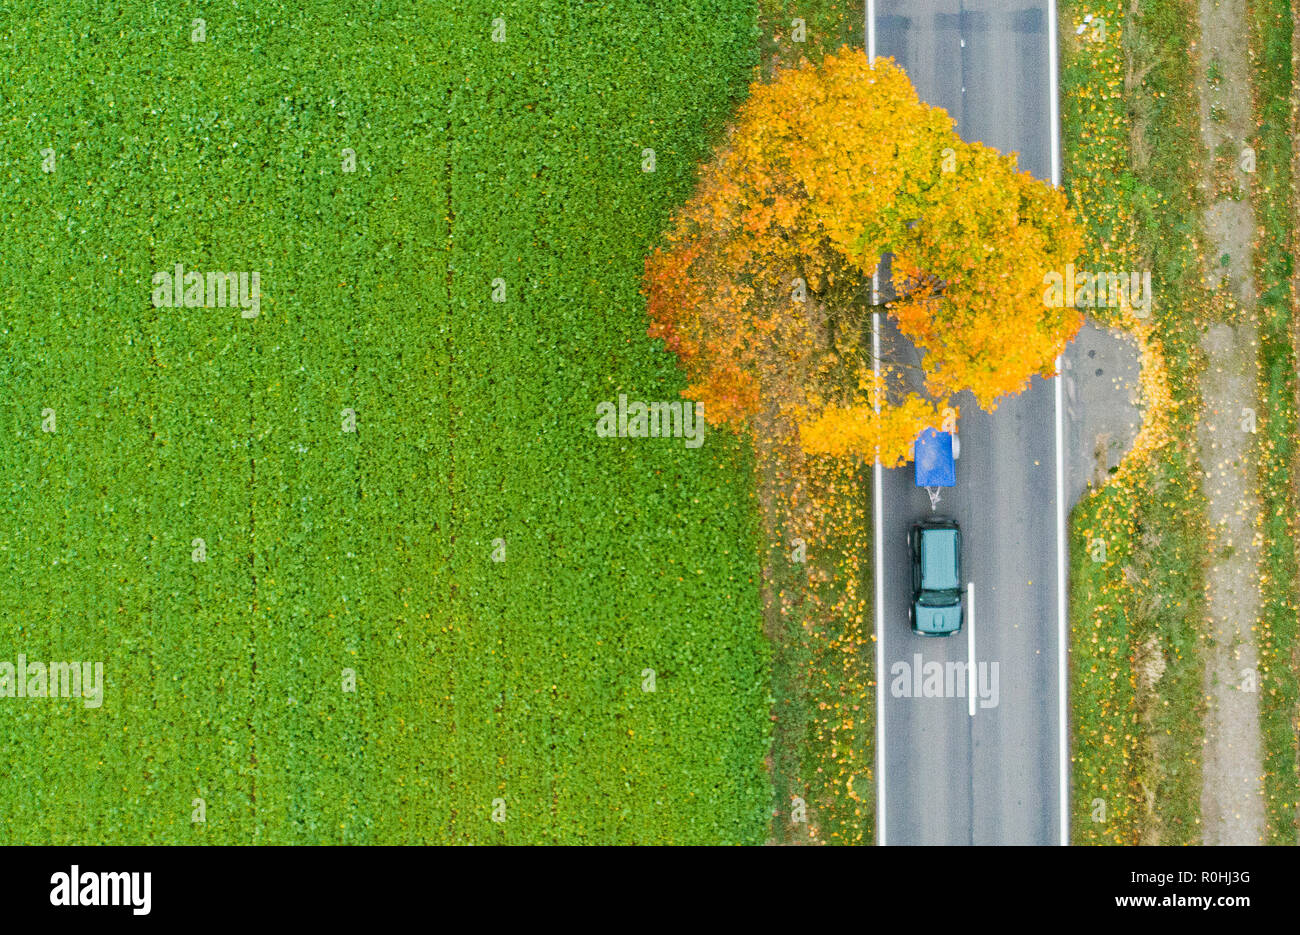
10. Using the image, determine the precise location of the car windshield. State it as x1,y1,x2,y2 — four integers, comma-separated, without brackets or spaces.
920,528,959,591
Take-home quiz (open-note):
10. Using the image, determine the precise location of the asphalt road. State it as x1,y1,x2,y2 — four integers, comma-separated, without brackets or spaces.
871,1,1068,846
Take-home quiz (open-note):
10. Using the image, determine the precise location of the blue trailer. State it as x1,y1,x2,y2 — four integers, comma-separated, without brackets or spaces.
914,426,959,509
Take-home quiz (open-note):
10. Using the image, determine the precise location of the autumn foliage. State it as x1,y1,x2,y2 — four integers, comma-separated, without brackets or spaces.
644,50,1084,465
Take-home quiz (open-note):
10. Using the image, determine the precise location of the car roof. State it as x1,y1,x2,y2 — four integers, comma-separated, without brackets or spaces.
920,527,960,591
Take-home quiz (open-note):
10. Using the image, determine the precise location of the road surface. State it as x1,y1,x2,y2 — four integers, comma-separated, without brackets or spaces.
870,0,1069,846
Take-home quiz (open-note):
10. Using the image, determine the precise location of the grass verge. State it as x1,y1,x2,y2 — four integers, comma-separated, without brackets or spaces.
1060,0,1209,844
754,1,876,845
1247,0,1300,845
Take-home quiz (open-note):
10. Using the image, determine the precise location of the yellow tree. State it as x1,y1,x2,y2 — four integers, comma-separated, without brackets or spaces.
644,49,1083,465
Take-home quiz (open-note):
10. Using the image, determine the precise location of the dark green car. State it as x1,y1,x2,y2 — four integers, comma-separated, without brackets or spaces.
909,518,963,636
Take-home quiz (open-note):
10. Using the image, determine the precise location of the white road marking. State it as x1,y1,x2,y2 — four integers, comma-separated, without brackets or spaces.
1049,3,1062,190
869,0,884,848
1048,0,1070,848
873,288,886,846
867,0,876,64
967,582,976,717
1054,361,1069,846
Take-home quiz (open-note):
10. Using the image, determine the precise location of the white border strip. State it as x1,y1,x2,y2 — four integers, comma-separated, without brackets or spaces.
873,299,886,847
967,583,976,717
1048,2,1062,189
867,0,876,64
868,0,886,849
1048,0,1070,848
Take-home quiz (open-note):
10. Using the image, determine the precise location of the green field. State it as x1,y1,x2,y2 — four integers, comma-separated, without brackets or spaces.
0,1,769,843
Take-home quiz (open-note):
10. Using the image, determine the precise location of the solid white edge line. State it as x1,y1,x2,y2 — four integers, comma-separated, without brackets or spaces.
1054,355,1069,846
1048,3,1062,190
867,0,876,65
1047,0,1069,848
872,277,886,847
869,2,884,848
967,582,976,717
